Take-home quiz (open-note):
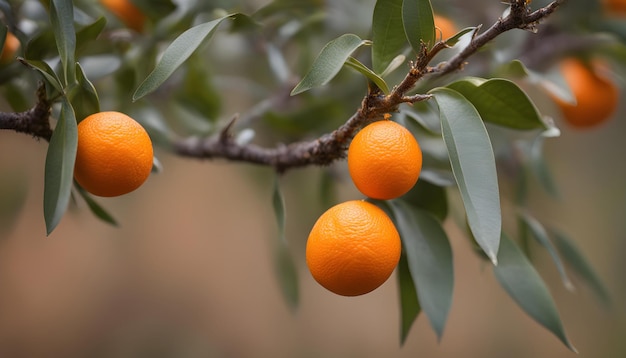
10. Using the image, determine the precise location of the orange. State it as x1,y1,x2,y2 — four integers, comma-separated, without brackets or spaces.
551,57,619,128
306,200,401,296
74,111,153,197
348,120,422,200
603,0,626,15
100,0,145,32
0,32,20,64
434,14,458,41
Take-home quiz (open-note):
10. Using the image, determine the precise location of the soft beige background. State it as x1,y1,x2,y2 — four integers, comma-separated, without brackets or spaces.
0,105,624,357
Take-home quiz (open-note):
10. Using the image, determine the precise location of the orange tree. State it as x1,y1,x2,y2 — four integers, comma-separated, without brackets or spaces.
0,0,620,351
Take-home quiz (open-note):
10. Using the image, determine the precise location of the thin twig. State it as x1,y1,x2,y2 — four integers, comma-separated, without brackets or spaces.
174,0,564,173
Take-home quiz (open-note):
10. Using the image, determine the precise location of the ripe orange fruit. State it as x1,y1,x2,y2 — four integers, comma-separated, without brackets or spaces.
100,0,145,32
348,120,422,200
551,58,619,128
434,14,458,40
603,0,626,15
74,111,153,197
0,32,20,64
306,200,401,296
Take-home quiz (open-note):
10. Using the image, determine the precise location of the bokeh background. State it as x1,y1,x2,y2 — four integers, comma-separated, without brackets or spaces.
1,0,625,357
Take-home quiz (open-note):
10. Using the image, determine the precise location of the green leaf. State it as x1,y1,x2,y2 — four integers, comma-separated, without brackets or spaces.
388,200,454,340
402,0,435,53
272,178,299,310
44,99,78,235
494,234,577,352
447,77,547,130
552,229,611,306
520,212,573,290
345,56,390,94
133,14,236,101
443,26,476,47
371,0,406,74
19,59,64,95
75,185,118,226
71,62,100,122
529,135,560,198
50,0,76,85
402,179,448,222
75,16,107,54
291,34,368,95
397,253,421,345
432,87,501,264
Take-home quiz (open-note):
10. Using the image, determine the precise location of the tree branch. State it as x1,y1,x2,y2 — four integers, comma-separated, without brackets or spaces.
174,0,564,173
0,83,52,141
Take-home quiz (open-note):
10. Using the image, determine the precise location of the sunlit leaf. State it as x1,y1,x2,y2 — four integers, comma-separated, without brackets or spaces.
44,99,77,235
372,0,406,74
402,0,435,53
50,0,76,85
388,200,453,340
291,34,368,95
397,253,421,345
345,56,389,94
432,87,501,264
272,177,298,310
444,26,476,47
552,229,611,306
520,212,573,290
133,14,236,101
447,77,547,130
494,234,577,352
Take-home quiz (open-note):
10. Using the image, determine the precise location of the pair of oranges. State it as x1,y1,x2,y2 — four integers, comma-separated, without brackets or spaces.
306,120,423,296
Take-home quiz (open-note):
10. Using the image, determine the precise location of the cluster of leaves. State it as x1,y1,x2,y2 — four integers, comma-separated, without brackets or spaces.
0,0,616,350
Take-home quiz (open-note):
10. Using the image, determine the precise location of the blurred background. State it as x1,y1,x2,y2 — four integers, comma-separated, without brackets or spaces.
1,0,625,357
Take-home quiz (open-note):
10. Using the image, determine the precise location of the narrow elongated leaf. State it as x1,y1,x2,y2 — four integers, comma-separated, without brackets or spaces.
389,200,453,340
75,185,118,226
529,135,560,198
44,99,78,234
19,59,64,95
345,56,389,94
403,179,448,222
372,0,406,74
552,229,611,305
76,16,107,53
397,253,421,345
72,62,100,122
444,26,476,47
494,234,577,352
402,0,435,53
291,34,368,95
520,212,573,290
447,77,547,130
272,178,298,310
432,87,501,264
50,0,76,85
133,14,235,101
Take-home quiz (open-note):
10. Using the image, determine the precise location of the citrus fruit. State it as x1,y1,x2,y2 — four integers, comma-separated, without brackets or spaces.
0,32,20,64
306,200,401,296
551,57,619,128
434,14,458,40
100,0,145,32
74,111,153,197
348,120,422,200
603,0,626,15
